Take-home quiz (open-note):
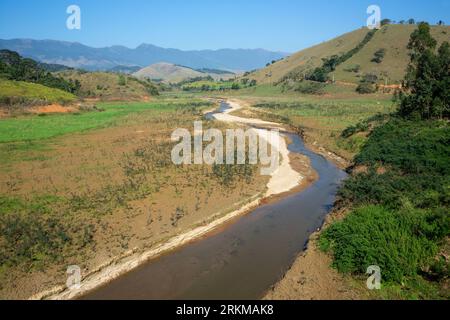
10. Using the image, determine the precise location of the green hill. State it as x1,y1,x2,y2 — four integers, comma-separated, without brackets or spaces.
0,79,77,106
249,24,450,86
0,50,80,94
57,70,159,100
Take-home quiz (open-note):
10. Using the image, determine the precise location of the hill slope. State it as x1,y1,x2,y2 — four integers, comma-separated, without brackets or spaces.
133,62,235,83
57,70,159,100
0,79,77,106
249,24,450,85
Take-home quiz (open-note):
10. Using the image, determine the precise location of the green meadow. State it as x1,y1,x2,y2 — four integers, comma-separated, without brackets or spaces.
0,101,184,143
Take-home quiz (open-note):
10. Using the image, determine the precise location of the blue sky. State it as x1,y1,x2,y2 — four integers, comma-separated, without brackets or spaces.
0,0,449,52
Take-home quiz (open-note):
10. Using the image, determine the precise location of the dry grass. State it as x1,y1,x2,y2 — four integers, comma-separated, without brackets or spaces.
0,98,269,299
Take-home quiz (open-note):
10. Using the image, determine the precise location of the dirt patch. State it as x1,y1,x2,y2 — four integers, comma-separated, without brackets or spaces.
30,104,77,114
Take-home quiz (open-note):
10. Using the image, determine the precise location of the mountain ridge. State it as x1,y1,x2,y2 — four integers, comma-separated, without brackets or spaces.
0,39,288,72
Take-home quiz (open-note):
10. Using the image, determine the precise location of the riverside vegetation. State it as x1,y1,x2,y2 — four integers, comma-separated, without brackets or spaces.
319,23,449,299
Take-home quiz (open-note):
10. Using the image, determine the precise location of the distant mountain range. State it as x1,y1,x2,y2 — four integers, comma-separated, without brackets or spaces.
0,39,288,72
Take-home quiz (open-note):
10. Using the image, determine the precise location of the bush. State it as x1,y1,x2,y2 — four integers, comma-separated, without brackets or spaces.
320,205,446,282
356,73,378,94
294,81,326,95
344,64,361,73
372,49,386,63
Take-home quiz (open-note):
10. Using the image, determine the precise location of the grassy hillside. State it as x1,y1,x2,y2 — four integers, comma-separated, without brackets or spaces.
0,79,77,106
58,70,158,100
249,28,370,84
133,62,235,83
334,25,450,84
249,24,450,85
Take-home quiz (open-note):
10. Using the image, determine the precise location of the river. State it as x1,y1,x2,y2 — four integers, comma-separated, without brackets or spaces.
81,101,346,299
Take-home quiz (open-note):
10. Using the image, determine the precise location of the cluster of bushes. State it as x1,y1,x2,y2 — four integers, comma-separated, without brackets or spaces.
372,48,386,63
181,78,256,92
322,117,450,288
321,24,449,295
320,205,447,282
356,73,378,94
129,77,159,96
0,50,81,94
344,64,361,73
294,81,326,95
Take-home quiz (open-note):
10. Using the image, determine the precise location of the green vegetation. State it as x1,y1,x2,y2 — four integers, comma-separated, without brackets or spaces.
250,25,450,86
372,48,386,63
181,78,255,92
356,73,378,94
0,195,93,270
0,50,80,94
320,118,449,298
0,101,200,142
397,23,450,119
320,24,449,299
344,64,361,73
0,79,77,106
319,205,446,282
250,97,393,158
58,70,159,100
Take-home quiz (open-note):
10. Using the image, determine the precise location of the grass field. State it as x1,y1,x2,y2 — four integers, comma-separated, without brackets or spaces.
0,101,182,142
181,80,239,91
0,79,77,105
221,83,395,160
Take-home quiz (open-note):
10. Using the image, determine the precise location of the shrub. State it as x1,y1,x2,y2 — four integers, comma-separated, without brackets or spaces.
294,81,326,95
320,205,446,282
372,48,386,63
344,64,361,73
356,73,378,94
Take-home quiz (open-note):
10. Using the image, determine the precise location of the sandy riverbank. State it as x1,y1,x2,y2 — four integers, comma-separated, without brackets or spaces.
213,100,303,196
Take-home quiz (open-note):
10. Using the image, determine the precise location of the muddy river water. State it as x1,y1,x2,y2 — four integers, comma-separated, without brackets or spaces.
82,102,346,299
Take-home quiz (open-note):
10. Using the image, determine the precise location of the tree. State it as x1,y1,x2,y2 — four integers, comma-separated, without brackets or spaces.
408,18,416,25
437,20,445,26
118,74,127,86
381,19,391,26
231,83,240,90
397,22,450,119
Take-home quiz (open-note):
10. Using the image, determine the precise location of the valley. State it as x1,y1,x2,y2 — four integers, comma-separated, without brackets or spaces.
0,18,448,301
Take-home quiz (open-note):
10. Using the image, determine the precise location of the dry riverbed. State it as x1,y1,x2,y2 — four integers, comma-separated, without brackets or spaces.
15,102,314,299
